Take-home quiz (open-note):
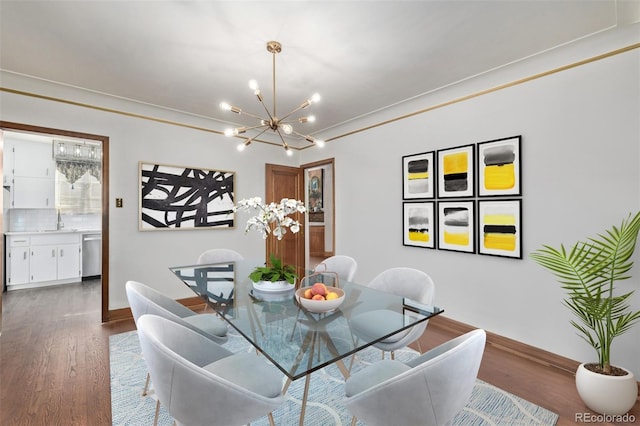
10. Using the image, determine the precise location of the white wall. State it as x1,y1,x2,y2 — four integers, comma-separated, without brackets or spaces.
301,29,640,377
1,24,639,378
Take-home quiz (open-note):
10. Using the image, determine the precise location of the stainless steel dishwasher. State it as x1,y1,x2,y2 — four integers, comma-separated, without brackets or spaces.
82,232,102,278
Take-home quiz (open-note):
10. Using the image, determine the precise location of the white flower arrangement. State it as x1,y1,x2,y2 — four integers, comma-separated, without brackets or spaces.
234,197,306,240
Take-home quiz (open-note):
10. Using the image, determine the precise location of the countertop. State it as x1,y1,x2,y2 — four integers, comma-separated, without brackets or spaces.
5,229,101,236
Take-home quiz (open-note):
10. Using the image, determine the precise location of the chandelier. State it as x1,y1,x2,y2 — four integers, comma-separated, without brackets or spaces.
220,41,325,156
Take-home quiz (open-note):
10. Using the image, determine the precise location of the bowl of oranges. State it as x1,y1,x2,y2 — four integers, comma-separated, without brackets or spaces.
295,283,345,313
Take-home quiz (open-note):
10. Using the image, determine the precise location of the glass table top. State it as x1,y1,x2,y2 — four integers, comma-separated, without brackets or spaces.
170,260,443,380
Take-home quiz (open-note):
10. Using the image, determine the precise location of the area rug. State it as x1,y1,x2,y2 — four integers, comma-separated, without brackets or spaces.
110,330,558,425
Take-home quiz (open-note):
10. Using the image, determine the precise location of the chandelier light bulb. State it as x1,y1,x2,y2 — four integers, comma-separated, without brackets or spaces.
286,147,293,156
310,93,321,104
224,128,238,137
281,124,293,134
220,102,232,111
315,139,326,148
237,143,246,151
249,80,259,91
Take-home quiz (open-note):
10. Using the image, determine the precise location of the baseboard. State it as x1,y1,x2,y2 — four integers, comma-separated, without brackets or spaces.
105,296,206,322
429,315,580,375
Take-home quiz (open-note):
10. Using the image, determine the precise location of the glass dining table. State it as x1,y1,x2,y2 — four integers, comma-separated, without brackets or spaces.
170,260,443,425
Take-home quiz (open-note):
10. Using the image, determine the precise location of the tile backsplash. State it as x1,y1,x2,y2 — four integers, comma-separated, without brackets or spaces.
7,208,101,232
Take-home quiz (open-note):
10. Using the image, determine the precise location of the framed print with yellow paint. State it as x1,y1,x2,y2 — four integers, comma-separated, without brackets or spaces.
477,135,521,197
478,199,522,258
437,201,475,253
403,202,435,249
402,151,435,199
437,144,475,198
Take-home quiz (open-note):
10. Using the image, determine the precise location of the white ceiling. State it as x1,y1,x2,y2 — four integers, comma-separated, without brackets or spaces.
0,1,634,147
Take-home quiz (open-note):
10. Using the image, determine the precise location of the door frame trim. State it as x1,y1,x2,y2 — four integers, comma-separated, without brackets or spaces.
301,158,335,267
0,121,110,322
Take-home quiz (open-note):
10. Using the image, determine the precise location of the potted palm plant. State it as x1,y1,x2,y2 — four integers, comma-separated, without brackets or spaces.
530,211,640,415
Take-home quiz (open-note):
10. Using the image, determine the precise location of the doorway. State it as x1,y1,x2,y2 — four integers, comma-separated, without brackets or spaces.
263,159,335,274
0,121,110,322
301,158,335,270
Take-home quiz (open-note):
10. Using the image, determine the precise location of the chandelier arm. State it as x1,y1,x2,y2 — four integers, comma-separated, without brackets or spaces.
255,96,276,123
278,103,309,122
274,128,289,150
248,126,271,141
290,129,315,141
235,110,268,121
243,123,271,132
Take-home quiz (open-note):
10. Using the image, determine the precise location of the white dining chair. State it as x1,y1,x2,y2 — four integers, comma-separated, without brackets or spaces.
126,280,229,401
197,248,244,264
313,255,358,284
350,267,435,359
137,314,285,426
344,329,486,426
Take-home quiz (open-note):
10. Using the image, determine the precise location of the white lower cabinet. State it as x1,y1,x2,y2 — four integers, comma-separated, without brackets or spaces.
30,245,58,282
7,237,30,286
6,233,82,290
57,243,82,280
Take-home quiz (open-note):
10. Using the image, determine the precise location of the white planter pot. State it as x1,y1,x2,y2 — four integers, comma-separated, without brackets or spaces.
252,280,295,293
575,363,638,415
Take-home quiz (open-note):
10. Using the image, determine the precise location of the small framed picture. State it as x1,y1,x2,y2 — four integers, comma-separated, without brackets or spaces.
403,201,436,249
402,151,435,199
437,201,475,253
477,135,522,197
478,199,522,258
437,144,475,198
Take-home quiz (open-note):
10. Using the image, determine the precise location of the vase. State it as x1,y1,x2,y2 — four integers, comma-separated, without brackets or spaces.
252,280,295,293
575,362,638,415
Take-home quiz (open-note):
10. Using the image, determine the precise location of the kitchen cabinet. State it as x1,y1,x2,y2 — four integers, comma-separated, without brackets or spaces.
6,233,82,290
30,244,58,282
2,139,14,187
13,139,55,178
11,176,55,208
57,242,82,280
7,236,30,286
6,138,55,208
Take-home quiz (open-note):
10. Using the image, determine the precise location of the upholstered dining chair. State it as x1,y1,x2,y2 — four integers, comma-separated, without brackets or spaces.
197,248,244,264
313,255,358,284
196,249,244,309
344,329,486,426
125,280,229,401
350,267,435,359
137,314,285,426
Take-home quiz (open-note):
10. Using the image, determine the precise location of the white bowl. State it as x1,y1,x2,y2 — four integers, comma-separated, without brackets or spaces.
295,287,345,313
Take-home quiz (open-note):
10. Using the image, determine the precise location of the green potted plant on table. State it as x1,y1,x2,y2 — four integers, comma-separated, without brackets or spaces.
530,211,640,415
235,197,306,292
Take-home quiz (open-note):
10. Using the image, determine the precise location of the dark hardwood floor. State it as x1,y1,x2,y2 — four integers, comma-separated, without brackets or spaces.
1,281,638,425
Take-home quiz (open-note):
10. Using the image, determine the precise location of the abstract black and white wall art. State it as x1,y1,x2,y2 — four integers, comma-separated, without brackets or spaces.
139,162,235,231
403,201,435,248
477,136,521,197
437,201,476,253
437,144,475,198
402,151,435,199
478,199,522,258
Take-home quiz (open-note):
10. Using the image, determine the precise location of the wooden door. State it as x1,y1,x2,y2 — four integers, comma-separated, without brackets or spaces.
265,163,305,279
